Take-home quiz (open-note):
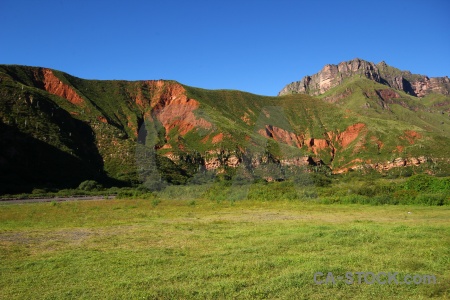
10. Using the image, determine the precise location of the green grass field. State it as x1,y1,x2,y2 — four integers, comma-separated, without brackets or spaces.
1,199,449,299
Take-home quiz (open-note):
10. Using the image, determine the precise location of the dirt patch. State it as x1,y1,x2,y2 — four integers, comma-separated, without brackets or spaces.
200,135,210,144
395,145,404,153
241,112,252,125
212,133,224,144
337,123,366,148
403,130,422,144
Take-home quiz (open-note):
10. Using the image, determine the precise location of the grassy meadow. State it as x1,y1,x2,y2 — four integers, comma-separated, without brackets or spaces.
1,198,449,299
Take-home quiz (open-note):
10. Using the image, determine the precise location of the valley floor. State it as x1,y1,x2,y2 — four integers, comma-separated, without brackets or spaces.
1,199,449,299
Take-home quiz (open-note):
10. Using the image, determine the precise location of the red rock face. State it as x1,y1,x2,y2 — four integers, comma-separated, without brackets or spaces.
306,138,329,154
259,122,366,154
259,125,332,155
336,123,366,148
131,80,171,111
126,81,214,140
39,68,84,105
212,133,224,144
259,125,304,148
148,82,212,136
35,73,212,140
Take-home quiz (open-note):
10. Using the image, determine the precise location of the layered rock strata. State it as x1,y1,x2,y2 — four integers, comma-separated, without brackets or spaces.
279,58,450,97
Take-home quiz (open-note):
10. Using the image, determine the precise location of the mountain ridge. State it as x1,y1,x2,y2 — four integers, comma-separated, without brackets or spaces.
278,58,450,97
1,63,449,193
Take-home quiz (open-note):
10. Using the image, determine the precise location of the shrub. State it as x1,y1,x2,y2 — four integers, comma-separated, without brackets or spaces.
392,190,418,203
142,179,167,192
414,193,447,206
319,196,341,204
404,174,434,192
311,173,332,187
338,194,370,204
370,195,396,205
321,195,367,204
292,173,315,186
432,177,450,191
116,190,135,199
404,174,450,193
376,183,397,195
188,171,216,185
78,180,102,192
31,188,47,195
301,189,318,199
354,184,377,197
57,189,79,197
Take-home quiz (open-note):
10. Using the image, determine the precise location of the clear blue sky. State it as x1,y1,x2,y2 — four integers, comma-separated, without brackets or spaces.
1,0,449,96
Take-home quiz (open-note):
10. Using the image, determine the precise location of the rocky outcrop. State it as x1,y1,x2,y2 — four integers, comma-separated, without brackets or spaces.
279,58,450,97
333,156,429,174
280,157,311,167
410,76,450,97
37,68,85,105
258,125,304,148
376,89,400,101
279,59,380,96
150,82,212,136
306,138,330,155
134,81,212,141
370,156,428,171
257,123,366,164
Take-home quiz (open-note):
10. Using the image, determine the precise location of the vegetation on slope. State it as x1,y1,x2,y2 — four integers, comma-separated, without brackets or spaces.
1,65,449,195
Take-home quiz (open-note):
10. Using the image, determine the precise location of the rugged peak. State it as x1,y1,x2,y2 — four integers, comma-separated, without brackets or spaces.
279,59,450,97
278,58,380,97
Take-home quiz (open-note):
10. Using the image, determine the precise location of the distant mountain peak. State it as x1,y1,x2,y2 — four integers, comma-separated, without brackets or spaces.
278,58,450,97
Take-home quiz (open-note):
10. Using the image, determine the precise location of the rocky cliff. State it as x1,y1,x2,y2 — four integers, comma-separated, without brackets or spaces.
278,58,450,97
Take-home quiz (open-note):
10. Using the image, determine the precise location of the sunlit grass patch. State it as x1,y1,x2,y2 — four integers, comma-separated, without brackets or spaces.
1,199,449,299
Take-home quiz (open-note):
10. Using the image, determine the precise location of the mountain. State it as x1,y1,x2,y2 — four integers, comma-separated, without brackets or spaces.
1,63,449,193
278,58,450,97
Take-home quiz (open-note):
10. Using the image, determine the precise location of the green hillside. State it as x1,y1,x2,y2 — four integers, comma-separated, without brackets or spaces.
319,77,450,158
1,65,449,194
